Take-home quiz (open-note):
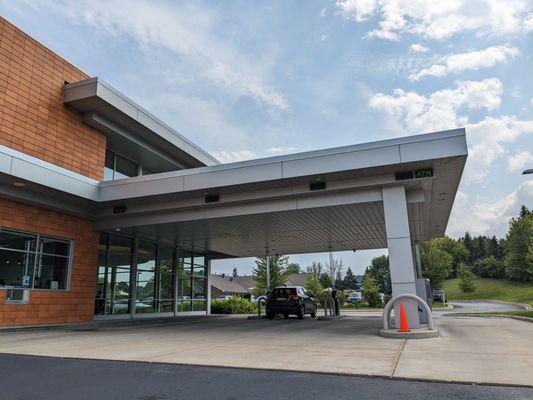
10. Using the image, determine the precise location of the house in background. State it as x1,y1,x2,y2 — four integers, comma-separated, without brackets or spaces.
210,273,315,299
210,275,248,299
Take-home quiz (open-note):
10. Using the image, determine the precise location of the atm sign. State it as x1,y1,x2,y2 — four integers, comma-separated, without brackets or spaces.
415,168,433,178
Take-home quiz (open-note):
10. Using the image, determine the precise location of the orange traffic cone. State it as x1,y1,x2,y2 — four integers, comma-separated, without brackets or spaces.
398,301,411,332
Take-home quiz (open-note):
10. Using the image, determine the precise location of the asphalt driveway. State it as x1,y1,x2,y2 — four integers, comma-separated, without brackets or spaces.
1,354,532,400
0,314,531,387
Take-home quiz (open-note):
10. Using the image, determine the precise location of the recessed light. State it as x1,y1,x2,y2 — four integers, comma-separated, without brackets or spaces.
13,182,26,187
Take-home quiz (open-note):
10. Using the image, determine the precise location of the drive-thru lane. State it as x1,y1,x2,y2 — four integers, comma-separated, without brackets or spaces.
1,354,532,400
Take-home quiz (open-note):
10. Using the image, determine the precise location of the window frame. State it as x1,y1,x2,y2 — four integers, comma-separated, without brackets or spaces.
104,149,141,181
0,227,74,292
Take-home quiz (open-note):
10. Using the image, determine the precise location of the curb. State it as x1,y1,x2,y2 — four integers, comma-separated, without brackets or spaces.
449,299,531,310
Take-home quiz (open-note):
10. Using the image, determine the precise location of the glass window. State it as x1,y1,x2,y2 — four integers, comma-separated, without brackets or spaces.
103,149,142,181
96,233,133,315
33,255,69,290
115,154,138,179
108,235,133,255
104,149,115,181
0,230,35,251
0,228,72,290
0,250,34,287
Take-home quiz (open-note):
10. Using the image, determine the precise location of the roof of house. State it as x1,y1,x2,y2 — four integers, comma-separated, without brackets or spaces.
286,273,313,287
210,274,247,294
232,275,256,292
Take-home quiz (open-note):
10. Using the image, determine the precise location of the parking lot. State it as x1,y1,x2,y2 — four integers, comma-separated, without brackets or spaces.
1,314,532,387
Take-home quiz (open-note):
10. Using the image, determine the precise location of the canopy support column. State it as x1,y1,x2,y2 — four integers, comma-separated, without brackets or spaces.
382,185,420,328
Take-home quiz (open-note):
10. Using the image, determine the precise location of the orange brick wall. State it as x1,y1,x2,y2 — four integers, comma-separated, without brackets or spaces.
0,17,106,180
0,198,98,326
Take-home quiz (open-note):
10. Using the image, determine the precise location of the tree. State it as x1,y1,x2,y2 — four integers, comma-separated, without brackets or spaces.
457,262,476,293
421,240,452,289
362,273,382,307
335,271,344,290
342,267,358,290
365,255,391,295
252,255,289,295
286,262,301,274
462,232,474,264
432,236,469,277
306,261,323,278
318,272,332,288
504,209,533,281
325,257,344,289
232,267,238,277
304,275,324,300
472,256,505,279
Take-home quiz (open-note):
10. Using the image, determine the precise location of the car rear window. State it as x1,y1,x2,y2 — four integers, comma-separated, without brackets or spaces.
272,288,296,296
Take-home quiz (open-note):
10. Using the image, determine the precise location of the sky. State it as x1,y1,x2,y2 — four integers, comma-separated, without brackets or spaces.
1,0,531,276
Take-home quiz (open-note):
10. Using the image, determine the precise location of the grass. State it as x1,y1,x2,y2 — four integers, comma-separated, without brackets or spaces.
442,278,533,307
446,310,533,319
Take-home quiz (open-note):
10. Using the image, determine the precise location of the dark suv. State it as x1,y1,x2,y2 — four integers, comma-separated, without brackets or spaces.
266,286,317,319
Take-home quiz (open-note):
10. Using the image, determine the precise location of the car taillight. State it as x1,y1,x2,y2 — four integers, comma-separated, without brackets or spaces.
290,294,299,300
267,294,273,301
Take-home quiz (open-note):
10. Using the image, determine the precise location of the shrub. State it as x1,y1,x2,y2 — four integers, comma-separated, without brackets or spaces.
362,273,382,307
457,263,476,293
210,297,257,314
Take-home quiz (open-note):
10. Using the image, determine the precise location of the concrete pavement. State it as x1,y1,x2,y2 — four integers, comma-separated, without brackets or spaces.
0,315,531,386
2,354,532,400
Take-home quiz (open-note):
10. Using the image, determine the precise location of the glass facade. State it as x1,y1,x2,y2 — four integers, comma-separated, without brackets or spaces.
95,232,208,316
104,149,155,181
0,227,72,290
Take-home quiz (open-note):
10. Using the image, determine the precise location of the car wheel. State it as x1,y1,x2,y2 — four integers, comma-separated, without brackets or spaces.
310,310,316,318
297,305,304,320
283,313,289,319
266,312,274,319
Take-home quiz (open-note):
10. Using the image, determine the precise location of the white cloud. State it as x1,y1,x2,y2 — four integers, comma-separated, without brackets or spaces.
369,78,503,133
410,43,429,52
335,0,533,40
447,181,533,237
47,0,288,112
335,0,378,22
212,150,258,164
464,116,533,184
507,151,533,172
369,79,533,184
267,146,297,154
410,45,518,80
319,7,327,17
321,34,328,41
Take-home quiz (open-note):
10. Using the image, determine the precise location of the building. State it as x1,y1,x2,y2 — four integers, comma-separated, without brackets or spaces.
210,275,248,299
210,273,314,299
0,17,467,328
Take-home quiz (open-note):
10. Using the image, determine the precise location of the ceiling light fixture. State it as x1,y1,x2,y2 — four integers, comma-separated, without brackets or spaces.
13,182,26,187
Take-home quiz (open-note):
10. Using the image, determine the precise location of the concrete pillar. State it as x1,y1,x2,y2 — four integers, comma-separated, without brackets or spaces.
206,259,212,315
382,185,420,328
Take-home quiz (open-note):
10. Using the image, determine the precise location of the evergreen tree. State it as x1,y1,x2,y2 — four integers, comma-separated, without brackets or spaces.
335,271,344,290
462,232,474,264
342,267,358,290
252,255,289,295
457,262,476,293
504,209,533,281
